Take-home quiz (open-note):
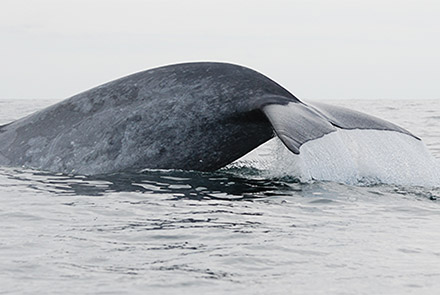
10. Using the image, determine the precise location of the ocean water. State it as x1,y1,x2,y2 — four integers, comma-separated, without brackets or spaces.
0,99,439,295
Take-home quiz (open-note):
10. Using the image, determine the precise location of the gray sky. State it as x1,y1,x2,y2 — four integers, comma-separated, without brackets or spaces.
1,0,440,100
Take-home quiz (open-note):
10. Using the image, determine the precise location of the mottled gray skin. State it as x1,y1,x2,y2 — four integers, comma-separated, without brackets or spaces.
0,62,298,174
0,62,417,175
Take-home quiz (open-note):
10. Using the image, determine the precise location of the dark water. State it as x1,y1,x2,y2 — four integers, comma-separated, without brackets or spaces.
0,99,439,294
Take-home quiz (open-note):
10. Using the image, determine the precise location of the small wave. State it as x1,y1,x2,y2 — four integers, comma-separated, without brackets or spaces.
229,130,440,188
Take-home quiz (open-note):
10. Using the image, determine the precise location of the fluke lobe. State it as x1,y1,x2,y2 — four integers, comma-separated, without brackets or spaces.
0,62,417,175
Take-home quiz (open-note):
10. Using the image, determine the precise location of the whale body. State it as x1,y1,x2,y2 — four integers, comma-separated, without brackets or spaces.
0,62,419,175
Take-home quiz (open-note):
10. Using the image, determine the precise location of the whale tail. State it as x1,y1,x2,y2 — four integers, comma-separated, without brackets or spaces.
233,100,438,186
262,101,419,155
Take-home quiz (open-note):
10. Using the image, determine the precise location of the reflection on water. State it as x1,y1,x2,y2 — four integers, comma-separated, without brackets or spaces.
1,166,437,201
1,166,301,198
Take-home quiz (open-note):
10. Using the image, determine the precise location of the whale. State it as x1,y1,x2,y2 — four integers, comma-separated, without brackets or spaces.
0,62,419,175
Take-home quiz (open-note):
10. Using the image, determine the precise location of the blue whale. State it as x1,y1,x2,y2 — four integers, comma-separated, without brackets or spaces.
0,62,417,175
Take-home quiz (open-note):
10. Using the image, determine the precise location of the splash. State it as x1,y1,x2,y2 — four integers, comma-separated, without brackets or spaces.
229,129,440,187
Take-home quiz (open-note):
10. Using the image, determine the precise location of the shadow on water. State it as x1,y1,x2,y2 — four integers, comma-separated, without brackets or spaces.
0,166,438,202
0,166,303,199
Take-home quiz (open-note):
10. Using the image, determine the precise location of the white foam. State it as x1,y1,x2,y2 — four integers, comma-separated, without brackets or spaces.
229,129,440,187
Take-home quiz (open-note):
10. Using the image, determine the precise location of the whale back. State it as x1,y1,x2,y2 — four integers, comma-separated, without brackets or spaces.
0,63,297,174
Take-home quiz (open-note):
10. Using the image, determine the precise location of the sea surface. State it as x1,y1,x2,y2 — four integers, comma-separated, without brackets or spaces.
0,99,439,295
